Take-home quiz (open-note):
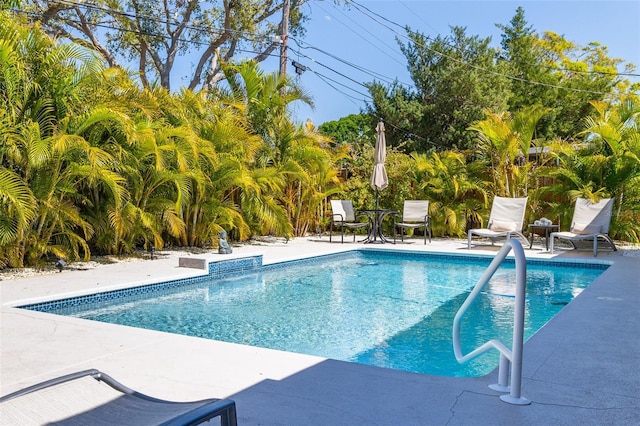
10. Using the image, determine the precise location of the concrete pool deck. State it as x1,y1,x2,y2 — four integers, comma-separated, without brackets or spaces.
1,237,639,425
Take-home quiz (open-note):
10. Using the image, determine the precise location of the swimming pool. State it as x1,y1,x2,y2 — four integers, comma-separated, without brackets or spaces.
23,250,608,377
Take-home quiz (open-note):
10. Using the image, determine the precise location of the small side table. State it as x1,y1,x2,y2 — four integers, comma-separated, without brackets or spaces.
528,224,559,250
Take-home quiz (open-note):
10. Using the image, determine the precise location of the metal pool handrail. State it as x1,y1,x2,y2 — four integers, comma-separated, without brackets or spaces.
452,239,530,405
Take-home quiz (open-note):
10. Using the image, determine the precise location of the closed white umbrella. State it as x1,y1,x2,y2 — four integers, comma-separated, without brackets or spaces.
371,120,389,210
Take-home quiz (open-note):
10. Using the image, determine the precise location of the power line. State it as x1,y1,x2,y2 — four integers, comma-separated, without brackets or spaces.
398,1,441,36
38,0,640,83
348,0,639,93
525,62,640,78
290,37,412,88
304,66,372,99
383,120,446,150
289,43,397,88
314,0,406,67
15,0,637,113
312,72,368,105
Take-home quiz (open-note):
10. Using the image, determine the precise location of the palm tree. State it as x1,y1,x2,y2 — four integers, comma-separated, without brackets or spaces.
468,105,549,197
0,168,36,267
220,60,340,238
413,151,487,237
538,100,640,242
275,119,340,237
170,89,256,246
0,13,116,266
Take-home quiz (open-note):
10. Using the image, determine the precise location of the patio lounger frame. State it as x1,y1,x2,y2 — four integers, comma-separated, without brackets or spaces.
0,369,237,426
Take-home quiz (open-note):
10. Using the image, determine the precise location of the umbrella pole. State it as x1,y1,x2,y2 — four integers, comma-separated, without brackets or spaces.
375,190,380,242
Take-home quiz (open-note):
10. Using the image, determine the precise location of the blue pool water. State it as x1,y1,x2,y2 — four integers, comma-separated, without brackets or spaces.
37,251,607,377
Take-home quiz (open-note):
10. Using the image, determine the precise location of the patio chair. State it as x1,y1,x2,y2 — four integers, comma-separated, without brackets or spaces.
0,369,237,426
330,200,370,243
468,196,528,249
394,200,431,244
549,197,617,257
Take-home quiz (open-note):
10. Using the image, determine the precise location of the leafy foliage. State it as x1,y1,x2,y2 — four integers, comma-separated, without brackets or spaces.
21,0,314,91
497,6,631,140
468,104,550,197
0,12,343,267
2,8,639,270
367,26,512,152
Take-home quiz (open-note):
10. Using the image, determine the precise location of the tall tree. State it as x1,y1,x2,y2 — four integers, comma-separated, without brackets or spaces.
318,114,375,146
22,0,312,91
496,7,553,116
368,26,512,152
497,7,634,140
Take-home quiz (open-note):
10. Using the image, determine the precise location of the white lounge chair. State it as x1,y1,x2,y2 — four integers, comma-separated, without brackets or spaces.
330,200,370,243
549,197,617,257
0,369,237,426
468,196,528,249
394,200,431,244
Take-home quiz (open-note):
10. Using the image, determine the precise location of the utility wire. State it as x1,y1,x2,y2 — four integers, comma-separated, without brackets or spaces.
16,0,637,114
290,37,413,88
304,66,372,99
311,71,370,105
293,51,372,93
398,0,442,36
45,0,640,81
349,0,639,81
289,41,404,88
314,0,405,67
383,120,445,150
33,0,639,95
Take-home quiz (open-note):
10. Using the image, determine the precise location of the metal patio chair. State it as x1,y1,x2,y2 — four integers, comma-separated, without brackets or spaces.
394,200,431,244
329,200,370,243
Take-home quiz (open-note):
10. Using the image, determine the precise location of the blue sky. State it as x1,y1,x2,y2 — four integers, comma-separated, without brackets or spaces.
252,0,639,125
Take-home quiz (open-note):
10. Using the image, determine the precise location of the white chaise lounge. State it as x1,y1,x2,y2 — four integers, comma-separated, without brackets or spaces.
468,196,528,249
549,197,617,257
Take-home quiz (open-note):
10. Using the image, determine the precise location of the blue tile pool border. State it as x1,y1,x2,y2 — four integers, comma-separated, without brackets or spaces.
209,255,263,277
360,247,613,270
18,253,355,314
18,249,611,314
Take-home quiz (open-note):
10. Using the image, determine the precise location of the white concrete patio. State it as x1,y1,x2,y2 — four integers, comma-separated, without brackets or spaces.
1,236,639,425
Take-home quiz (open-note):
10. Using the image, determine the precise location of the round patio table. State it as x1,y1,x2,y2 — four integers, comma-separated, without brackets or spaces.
361,209,396,244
